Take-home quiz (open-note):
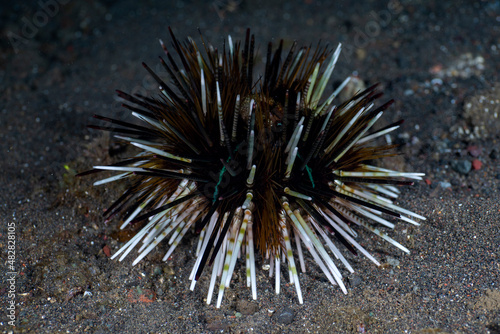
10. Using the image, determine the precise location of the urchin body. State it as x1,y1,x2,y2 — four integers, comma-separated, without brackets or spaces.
80,28,425,307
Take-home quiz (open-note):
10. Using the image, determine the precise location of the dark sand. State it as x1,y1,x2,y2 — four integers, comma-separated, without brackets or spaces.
1,0,499,333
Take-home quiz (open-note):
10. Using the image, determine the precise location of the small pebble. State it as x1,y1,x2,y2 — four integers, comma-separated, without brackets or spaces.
275,307,295,324
386,256,400,267
472,159,482,170
439,181,451,189
467,145,482,157
153,266,162,275
451,160,472,174
236,300,259,315
348,274,363,287
102,245,111,257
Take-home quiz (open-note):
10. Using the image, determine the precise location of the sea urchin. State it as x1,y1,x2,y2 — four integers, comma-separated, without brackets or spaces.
79,28,425,308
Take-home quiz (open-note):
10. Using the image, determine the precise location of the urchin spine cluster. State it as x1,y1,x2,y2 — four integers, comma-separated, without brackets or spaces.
80,28,425,308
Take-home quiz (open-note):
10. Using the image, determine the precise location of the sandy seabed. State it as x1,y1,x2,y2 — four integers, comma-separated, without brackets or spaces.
1,0,499,333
